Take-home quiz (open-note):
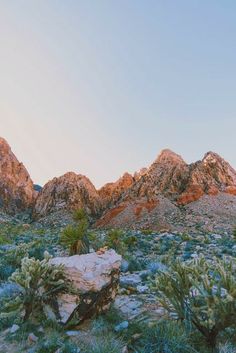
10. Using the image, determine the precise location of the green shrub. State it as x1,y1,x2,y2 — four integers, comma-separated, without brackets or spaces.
73,208,88,222
33,331,64,353
233,228,236,240
80,333,124,353
153,257,236,351
142,229,153,235
106,229,127,256
136,320,196,353
123,235,138,249
219,343,236,353
127,255,146,272
0,234,10,245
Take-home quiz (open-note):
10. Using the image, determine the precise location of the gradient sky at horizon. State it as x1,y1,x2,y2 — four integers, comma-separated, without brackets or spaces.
0,1,235,187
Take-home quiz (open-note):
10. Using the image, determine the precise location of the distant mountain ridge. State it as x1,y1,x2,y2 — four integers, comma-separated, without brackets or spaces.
0,137,236,231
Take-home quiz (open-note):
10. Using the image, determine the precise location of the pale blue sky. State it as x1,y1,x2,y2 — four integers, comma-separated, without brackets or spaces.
0,1,235,187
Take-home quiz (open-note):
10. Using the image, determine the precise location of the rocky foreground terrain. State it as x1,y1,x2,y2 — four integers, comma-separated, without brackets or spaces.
0,137,236,352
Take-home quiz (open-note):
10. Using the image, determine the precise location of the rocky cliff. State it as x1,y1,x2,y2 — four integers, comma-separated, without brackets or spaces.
96,149,236,230
0,137,35,213
34,172,101,218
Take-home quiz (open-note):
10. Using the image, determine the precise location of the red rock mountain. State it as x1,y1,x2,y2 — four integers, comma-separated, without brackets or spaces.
34,172,101,218
96,149,236,229
0,137,35,213
98,172,135,209
1,137,236,233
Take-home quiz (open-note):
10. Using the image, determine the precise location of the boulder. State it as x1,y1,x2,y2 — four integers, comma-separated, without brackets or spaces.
50,249,121,325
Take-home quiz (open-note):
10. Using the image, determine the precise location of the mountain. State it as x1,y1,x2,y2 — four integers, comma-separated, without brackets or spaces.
34,172,101,218
98,172,135,210
96,149,236,231
0,137,35,213
0,136,236,232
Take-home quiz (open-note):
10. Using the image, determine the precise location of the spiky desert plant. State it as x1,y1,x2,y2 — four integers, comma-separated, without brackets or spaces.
233,228,236,240
72,208,87,222
106,229,127,256
153,257,236,352
80,332,124,353
60,208,89,255
2,252,71,322
137,320,196,353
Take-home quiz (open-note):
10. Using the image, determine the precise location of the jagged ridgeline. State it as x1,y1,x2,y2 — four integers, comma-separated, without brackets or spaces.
0,138,236,232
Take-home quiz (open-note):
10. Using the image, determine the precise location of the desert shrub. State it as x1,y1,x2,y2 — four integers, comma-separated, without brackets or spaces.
0,259,15,281
180,233,192,241
90,317,110,334
123,234,138,249
153,257,236,351
0,234,10,245
72,208,87,222
0,241,47,282
106,229,127,256
135,320,196,353
87,231,103,251
80,332,124,353
218,343,236,353
60,208,89,255
127,256,147,272
31,331,78,353
1,252,71,322
233,228,236,240
102,305,124,326
0,311,17,331
147,261,167,274
142,229,153,235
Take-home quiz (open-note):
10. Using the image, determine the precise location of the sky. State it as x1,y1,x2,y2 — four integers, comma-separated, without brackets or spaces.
0,1,235,187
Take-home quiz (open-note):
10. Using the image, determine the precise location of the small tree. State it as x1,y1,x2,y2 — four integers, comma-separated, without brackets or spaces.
3,252,71,322
60,209,90,255
153,257,236,352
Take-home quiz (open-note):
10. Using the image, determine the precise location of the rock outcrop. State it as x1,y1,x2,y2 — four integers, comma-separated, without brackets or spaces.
34,172,101,218
177,151,236,204
50,250,121,325
0,137,35,213
98,172,135,209
96,149,236,230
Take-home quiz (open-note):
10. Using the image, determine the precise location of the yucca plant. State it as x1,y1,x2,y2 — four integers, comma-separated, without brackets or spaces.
153,257,236,352
106,229,127,256
233,228,236,240
60,209,90,255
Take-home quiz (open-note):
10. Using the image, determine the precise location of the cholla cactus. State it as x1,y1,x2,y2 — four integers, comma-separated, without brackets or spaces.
153,256,236,351
6,252,71,322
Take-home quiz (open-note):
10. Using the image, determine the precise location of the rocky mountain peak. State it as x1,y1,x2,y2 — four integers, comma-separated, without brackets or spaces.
0,137,35,213
202,151,225,165
155,149,186,165
99,172,135,209
34,172,101,218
